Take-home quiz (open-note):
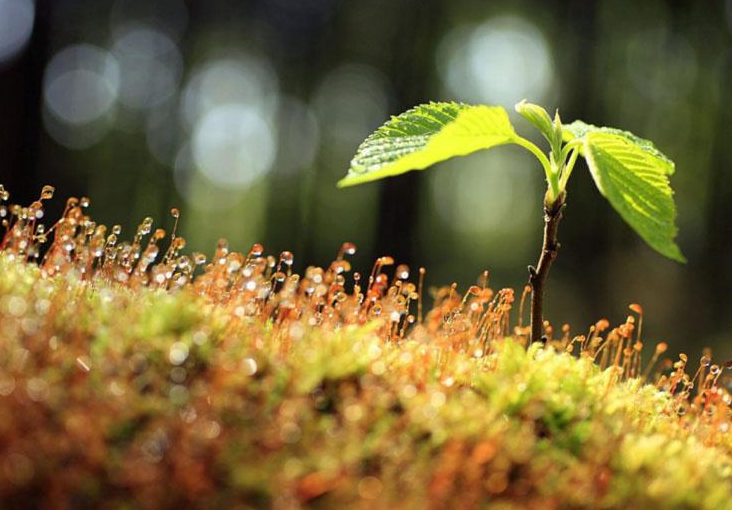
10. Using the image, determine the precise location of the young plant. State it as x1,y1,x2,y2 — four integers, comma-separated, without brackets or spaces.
338,101,684,342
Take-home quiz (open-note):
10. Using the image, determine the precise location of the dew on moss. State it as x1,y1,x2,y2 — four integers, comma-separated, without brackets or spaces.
1,185,732,509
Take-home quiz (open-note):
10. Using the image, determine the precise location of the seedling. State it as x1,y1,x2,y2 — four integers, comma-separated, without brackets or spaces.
338,101,684,342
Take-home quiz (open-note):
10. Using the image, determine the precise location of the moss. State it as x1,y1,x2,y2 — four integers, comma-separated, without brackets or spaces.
0,252,731,510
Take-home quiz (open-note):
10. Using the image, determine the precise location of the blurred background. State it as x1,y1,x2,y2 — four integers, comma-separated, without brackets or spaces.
1,0,731,358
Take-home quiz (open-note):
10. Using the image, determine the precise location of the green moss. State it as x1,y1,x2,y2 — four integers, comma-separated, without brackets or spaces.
0,253,731,509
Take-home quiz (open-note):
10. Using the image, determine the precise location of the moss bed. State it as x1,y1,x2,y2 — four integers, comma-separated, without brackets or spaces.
1,189,732,509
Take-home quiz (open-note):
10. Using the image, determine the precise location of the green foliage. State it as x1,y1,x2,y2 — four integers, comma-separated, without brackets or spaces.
340,100,684,262
337,102,521,187
562,120,675,175
582,131,685,262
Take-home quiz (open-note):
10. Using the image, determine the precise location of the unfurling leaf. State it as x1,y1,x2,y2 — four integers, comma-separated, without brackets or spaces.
338,102,519,187
515,100,561,152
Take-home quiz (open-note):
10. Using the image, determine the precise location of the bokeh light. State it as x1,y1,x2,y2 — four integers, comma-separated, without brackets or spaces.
437,16,556,107
145,100,180,165
312,63,391,152
174,52,280,221
430,151,537,237
274,96,320,175
174,142,269,252
173,143,238,211
0,0,34,65
110,0,188,42
42,44,120,149
192,104,277,188
181,55,279,131
111,24,183,110
420,149,539,281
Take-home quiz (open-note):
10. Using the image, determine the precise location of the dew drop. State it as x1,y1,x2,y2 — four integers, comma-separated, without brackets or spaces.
280,251,294,266
168,342,189,365
242,357,258,376
40,185,55,200
628,303,643,314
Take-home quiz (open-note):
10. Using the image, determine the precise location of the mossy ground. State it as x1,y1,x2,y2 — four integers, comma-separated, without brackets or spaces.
1,253,732,510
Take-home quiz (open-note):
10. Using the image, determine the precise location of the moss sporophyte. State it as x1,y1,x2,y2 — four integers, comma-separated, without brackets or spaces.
1,183,732,509
339,100,684,343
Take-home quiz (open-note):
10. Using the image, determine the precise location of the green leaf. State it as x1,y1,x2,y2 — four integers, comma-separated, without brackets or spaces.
582,131,685,262
338,102,519,187
515,100,556,146
563,120,675,175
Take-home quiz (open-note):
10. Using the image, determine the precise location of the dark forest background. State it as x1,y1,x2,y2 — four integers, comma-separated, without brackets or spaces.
2,0,732,358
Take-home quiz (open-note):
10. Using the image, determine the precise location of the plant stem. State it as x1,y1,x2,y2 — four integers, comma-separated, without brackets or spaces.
528,192,566,343
514,137,557,199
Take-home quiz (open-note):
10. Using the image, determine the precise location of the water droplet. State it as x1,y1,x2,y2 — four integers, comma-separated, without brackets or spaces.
40,185,55,200
341,242,357,256
168,342,189,365
280,251,294,266
629,303,643,314
242,357,258,376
